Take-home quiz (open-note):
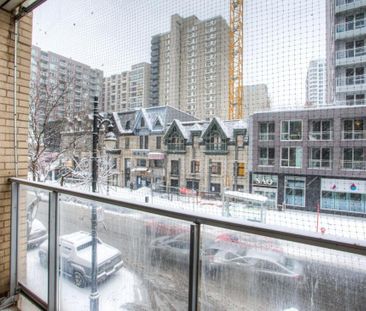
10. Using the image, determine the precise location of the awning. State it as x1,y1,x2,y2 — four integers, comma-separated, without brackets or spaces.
148,152,165,160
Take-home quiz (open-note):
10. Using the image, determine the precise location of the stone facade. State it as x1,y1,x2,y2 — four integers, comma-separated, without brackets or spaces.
0,10,32,296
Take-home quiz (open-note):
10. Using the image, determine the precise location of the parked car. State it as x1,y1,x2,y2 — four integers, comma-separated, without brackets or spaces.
150,233,214,267
144,217,189,237
39,231,123,288
204,245,303,285
27,219,48,249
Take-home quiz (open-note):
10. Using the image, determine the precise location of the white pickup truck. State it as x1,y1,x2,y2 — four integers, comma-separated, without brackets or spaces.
38,231,123,287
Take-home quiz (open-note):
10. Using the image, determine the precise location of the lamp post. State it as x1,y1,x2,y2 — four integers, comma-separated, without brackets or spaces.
90,96,116,311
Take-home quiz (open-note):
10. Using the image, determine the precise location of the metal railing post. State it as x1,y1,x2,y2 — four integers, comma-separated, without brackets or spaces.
48,191,59,310
10,182,19,296
188,223,201,311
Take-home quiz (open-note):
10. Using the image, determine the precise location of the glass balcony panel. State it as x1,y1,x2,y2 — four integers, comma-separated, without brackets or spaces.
18,185,50,303
199,227,366,311
58,194,191,310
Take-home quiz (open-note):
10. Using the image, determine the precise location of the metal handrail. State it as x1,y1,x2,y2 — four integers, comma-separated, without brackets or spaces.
9,177,366,256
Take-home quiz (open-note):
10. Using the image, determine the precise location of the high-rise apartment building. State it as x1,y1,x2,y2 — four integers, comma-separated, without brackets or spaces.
244,84,271,116
306,59,326,107
150,14,229,120
327,0,366,106
103,62,151,112
31,46,103,120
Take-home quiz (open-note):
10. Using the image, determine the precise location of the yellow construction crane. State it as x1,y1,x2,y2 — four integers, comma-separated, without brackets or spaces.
228,0,243,120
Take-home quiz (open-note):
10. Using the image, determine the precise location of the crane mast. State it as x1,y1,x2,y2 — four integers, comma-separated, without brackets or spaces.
228,0,243,120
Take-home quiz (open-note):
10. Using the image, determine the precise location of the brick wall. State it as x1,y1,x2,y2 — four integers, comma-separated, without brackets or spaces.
0,10,32,296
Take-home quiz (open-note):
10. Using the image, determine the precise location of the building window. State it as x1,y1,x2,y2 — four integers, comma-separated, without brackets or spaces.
309,120,333,140
322,191,365,213
156,136,161,149
259,148,275,166
236,162,245,176
139,135,149,149
171,160,180,176
206,131,227,152
342,148,365,170
125,137,130,149
259,122,275,141
309,147,332,169
136,159,146,167
210,162,221,175
281,120,302,140
167,132,185,151
191,160,200,173
140,118,145,127
343,119,365,140
285,176,305,207
149,159,163,168
281,147,302,168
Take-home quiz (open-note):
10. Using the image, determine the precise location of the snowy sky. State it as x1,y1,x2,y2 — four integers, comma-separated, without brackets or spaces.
32,0,326,108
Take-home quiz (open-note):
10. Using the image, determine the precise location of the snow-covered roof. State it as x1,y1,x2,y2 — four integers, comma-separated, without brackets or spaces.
224,190,268,204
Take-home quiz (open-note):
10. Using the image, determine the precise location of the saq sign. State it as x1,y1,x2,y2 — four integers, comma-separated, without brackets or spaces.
252,174,278,188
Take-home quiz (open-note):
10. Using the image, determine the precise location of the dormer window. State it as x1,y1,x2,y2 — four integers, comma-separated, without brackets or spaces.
206,130,227,152
141,118,145,127
167,133,185,151
125,120,131,130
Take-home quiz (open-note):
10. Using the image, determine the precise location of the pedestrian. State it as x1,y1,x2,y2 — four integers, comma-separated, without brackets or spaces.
129,181,133,191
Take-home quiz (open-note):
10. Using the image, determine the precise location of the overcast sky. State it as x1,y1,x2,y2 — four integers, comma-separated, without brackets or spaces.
32,0,326,108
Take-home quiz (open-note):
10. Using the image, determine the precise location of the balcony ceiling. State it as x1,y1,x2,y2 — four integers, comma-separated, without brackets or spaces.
0,0,45,15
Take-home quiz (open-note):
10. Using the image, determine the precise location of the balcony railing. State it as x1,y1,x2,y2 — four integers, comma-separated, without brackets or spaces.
167,143,186,153
342,130,366,140
335,99,366,106
336,18,366,33
8,178,366,311
336,46,366,59
342,160,366,170
308,159,333,169
308,131,333,141
259,158,275,166
205,143,228,154
258,133,275,141
280,133,302,140
336,74,366,86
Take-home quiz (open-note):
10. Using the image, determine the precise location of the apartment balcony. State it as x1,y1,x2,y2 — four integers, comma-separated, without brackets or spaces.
336,47,366,66
336,75,366,93
308,131,333,140
335,99,366,106
342,130,366,139
335,19,366,40
341,160,366,170
308,159,333,169
258,133,275,141
335,0,366,14
7,178,366,310
204,143,228,154
167,143,186,154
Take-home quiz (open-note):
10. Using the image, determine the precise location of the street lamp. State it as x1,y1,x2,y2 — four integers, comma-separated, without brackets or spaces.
90,96,116,311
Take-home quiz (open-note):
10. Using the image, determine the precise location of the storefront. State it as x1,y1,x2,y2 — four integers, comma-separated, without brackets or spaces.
251,173,278,209
321,178,366,214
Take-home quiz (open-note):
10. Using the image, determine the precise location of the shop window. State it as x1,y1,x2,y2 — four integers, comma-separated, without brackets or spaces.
281,120,302,140
281,147,302,168
285,176,305,207
321,191,366,213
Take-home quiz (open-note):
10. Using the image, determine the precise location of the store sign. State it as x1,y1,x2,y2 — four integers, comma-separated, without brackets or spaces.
252,174,278,187
321,178,366,194
132,150,149,157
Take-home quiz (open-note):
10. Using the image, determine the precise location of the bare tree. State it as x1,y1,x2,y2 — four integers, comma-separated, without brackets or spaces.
28,69,91,181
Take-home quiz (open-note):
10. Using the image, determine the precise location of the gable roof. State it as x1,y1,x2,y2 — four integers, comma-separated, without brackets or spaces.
164,119,189,141
201,117,230,140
